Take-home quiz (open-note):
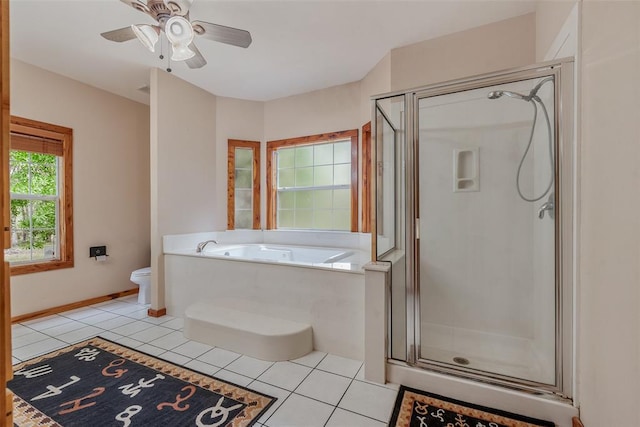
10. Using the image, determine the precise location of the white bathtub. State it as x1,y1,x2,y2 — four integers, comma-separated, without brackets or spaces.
163,236,369,360
200,243,363,271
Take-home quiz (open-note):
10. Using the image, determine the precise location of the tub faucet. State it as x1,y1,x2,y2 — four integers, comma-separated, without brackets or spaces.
196,240,218,253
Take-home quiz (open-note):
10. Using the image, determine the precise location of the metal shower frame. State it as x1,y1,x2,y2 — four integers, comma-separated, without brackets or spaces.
371,58,575,399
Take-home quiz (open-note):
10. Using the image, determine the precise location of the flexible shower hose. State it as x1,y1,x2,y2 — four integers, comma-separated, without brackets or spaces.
516,95,554,202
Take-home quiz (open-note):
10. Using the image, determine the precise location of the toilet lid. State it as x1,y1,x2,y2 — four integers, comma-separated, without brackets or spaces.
131,267,151,278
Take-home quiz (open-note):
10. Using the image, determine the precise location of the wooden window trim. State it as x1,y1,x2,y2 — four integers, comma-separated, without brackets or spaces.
9,116,74,275
266,129,359,231
227,139,261,230
361,122,372,233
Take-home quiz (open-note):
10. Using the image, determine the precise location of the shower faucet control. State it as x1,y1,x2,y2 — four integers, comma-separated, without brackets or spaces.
537,194,555,220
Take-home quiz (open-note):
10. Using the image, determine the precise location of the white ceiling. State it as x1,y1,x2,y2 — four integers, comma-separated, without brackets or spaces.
11,0,536,104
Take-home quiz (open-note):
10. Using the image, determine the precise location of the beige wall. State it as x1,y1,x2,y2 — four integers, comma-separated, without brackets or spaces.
360,53,391,125
10,60,150,316
264,81,362,142
150,68,217,310
390,13,535,91
214,97,264,230
535,0,577,61
578,2,640,425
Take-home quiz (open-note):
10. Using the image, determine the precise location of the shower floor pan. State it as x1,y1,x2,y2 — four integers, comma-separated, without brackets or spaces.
420,323,554,384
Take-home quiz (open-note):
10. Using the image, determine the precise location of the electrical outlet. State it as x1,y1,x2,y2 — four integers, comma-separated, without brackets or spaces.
89,246,107,258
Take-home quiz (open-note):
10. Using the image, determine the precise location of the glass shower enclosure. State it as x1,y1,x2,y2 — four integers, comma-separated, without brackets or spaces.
373,60,574,396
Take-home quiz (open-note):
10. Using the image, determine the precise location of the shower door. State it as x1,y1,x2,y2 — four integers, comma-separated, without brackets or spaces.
412,68,570,392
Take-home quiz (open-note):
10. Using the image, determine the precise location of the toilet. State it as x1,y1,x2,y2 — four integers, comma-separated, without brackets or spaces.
130,267,151,305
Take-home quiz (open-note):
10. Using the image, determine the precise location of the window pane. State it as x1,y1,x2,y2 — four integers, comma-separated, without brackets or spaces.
278,210,294,228
8,199,57,263
295,191,313,209
33,161,57,196
334,189,350,209
334,141,351,163
10,152,58,196
29,153,58,197
314,144,333,165
313,210,333,229
332,210,351,230
278,168,295,187
295,167,313,187
9,199,30,260
5,231,33,263
9,151,29,194
314,190,332,209
235,210,252,229
235,170,252,189
235,189,252,210
235,148,253,169
295,210,313,228
278,148,295,168
31,200,56,231
278,191,294,209
334,164,351,186
295,146,313,167
314,165,332,186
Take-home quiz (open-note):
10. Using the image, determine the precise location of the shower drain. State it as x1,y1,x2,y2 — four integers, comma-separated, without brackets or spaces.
453,357,470,366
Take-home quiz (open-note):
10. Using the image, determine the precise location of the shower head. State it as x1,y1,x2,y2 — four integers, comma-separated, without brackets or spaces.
489,77,555,102
487,90,529,101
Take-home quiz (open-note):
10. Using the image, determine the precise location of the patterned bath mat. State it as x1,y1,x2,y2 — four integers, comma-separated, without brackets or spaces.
388,385,554,427
9,336,275,426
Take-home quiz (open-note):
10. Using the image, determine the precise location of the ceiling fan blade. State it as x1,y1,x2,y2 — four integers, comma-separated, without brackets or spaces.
101,26,137,42
185,43,207,69
164,0,193,16
120,0,151,15
191,20,252,48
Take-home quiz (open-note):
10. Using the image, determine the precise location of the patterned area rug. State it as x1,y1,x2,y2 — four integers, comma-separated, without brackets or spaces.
389,385,555,427
9,337,275,426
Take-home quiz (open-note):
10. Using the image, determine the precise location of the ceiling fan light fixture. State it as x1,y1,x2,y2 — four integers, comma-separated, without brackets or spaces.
165,16,196,61
131,24,159,52
166,16,193,43
170,44,196,61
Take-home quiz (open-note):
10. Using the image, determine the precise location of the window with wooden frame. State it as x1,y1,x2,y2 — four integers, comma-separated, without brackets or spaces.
266,130,358,231
227,139,260,229
7,116,74,275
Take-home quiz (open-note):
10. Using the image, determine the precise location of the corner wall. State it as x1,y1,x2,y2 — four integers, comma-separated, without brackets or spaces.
535,1,577,61
214,97,264,231
150,68,217,311
264,81,362,142
578,2,640,425
10,60,150,316
390,13,536,91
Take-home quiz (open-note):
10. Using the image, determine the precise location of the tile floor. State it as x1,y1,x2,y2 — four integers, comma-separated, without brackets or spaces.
11,295,399,426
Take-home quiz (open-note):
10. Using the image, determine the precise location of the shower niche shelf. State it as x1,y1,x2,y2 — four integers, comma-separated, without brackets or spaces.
453,147,479,192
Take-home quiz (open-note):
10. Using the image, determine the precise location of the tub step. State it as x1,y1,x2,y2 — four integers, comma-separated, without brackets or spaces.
184,302,313,362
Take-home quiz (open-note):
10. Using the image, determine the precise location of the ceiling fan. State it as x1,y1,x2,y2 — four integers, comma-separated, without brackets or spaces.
101,0,252,69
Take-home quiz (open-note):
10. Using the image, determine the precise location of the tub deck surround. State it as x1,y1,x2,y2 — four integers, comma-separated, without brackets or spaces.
163,231,370,273
164,258,365,360
162,230,371,254
168,244,367,273
184,302,313,361
163,230,368,359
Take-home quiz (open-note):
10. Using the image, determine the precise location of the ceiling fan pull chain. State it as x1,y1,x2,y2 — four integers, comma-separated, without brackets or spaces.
159,35,164,60
167,54,172,73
